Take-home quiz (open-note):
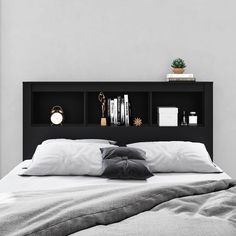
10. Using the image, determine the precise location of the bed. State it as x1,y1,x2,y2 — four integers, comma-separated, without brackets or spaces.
0,159,235,236
1,159,235,236
0,82,236,236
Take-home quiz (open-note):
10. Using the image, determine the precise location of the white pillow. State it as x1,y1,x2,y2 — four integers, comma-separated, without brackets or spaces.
127,141,221,173
20,142,117,176
42,138,117,145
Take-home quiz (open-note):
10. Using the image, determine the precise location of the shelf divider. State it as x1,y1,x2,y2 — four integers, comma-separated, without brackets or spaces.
84,92,87,126
148,92,153,126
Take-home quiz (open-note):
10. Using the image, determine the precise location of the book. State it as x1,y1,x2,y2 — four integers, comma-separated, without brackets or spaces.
167,74,194,79
121,98,125,125
110,99,114,125
129,101,132,124
107,95,130,126
113,98,118,125
117,96,121,125
168,78,196,81
124,94,129,126
107,98,111,122
166,74,195,82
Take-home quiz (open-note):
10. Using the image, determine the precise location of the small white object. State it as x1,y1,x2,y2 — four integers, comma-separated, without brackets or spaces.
158,107,178,126
50,105,64,125
189,111,198,125
50,112,63,125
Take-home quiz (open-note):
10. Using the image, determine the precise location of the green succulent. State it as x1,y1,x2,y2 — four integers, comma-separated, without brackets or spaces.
171,58,186,68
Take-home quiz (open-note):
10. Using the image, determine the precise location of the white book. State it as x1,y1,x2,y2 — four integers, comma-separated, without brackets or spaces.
124,94,129,126
110,100,114,125
113,98,118,125
121,99,125,125
166,74,194,79
167,77,196,82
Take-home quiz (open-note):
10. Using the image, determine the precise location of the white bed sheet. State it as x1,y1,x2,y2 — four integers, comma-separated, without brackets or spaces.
0,160,231,193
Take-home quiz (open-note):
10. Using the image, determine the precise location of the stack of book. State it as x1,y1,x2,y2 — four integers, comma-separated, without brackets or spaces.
166,74,195,82
107,94,131,126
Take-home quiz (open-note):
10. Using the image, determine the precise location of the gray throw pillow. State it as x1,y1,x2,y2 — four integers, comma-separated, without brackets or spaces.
100,147,153,180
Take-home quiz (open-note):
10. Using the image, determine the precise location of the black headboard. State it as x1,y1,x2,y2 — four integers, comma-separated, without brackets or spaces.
23,81,213,160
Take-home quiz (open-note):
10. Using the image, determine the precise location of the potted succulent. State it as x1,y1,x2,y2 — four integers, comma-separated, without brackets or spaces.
171,58,186,74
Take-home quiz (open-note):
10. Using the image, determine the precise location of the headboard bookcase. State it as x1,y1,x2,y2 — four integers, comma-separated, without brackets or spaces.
23,81,213,160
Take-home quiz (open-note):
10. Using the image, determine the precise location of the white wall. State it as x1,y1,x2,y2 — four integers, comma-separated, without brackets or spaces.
1,0,236,178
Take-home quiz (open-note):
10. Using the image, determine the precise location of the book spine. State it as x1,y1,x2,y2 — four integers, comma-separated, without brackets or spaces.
121,98,125,125
107,98,111,122
166,74,194,78
114,98,118,125
167,78,196,81
110,100,114,125
117,96,121,125
129,102,132,124
124,94,129,126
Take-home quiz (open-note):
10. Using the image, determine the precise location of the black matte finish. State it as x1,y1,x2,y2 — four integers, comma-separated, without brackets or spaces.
23,82,213,160
100,147,146,160
102,157,153,180
101,147,153,180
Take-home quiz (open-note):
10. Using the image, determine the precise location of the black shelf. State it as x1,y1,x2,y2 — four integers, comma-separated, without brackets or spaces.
86,91,149,125
31,123,85,127
32,92,84,125
30,91,205,127
23,81,213,160
152,91,204,126
31,123,204,128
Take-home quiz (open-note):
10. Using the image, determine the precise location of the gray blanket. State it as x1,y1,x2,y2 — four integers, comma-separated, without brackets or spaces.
0,179,236,236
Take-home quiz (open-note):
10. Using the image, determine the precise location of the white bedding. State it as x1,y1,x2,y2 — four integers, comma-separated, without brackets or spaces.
0,160,231,193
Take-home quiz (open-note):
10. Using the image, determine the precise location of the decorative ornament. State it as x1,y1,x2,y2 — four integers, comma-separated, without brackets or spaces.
98,91,107,126
133,117,142,127
181,111,188,126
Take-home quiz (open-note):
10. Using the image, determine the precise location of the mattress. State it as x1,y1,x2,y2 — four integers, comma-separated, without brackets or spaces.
0,160,231,193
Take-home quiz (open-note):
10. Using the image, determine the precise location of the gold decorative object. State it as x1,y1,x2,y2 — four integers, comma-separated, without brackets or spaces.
98,92,107,126
133,117,142,127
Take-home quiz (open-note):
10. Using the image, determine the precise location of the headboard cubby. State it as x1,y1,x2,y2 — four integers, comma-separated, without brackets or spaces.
87,91,149,125
32,92,84,125
23,81,213,160
152,92,204,126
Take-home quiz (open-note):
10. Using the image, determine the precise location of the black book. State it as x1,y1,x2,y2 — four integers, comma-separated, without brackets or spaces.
129,101,132,125
117,96,121,125
107,98,111,125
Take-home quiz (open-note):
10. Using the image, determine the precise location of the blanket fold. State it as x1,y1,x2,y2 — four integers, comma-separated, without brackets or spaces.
0,179,236,236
